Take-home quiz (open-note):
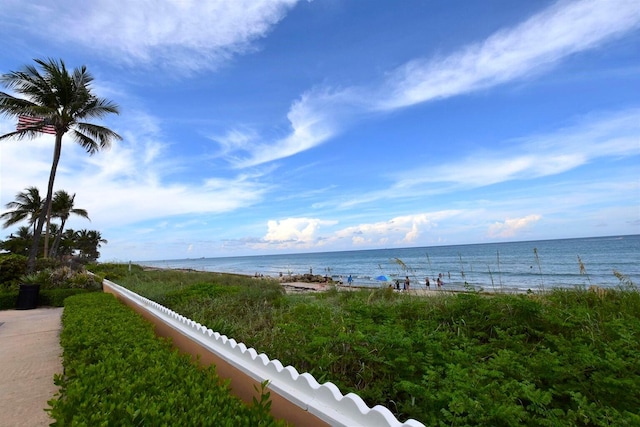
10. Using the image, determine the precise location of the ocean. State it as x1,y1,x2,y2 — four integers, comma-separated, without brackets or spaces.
139,235,639,293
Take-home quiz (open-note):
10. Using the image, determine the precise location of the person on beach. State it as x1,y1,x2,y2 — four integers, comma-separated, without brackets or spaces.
425,277,430,288
404,276,410,291
347,274,353,286
437,276,443,289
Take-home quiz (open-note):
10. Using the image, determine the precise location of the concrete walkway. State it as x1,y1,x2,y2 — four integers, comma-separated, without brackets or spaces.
0,307,63,427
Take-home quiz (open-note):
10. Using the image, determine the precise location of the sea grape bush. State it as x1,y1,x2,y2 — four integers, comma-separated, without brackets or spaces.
48,292,287,426
93,264,640,426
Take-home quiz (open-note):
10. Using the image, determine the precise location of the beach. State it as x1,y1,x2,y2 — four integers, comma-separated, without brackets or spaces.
265,275,461,296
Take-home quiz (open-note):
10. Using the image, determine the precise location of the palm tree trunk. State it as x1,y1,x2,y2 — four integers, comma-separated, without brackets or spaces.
27,133,62,273
50,218,66,258
44,200,52,257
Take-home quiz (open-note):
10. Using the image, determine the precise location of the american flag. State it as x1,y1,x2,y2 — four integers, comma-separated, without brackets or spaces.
17,116,56,135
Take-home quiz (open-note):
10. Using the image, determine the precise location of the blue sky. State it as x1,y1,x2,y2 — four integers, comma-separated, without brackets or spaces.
1,0,639,261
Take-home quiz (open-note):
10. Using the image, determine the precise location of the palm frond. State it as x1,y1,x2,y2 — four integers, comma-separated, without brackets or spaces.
72,123,122,152
70,208,90,220
75,97,121,120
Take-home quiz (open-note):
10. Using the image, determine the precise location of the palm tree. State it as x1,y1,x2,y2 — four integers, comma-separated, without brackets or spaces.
0,226,33,256
0,186,43,235
75,229,107,262
56,229,78,258
0,58,121,272
49,190,90,258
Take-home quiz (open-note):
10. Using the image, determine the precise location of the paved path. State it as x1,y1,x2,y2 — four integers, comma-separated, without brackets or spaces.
0,307,63,427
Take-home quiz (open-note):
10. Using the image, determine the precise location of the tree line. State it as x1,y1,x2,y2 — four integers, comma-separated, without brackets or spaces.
1,186,106,262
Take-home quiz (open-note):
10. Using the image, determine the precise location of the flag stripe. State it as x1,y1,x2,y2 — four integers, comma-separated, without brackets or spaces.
17,116,56,134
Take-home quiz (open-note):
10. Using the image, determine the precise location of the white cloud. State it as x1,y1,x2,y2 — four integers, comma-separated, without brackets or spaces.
329,107,639,211
0,113,269,231
263,217,337,245
246,211,462,252
240,217,339,251
4,0,301,72
212,128,260,158
229,86,363,168
391,108,640,190
488,214,542,238
334,211,461,246
378,0,640,110
227,0,640,167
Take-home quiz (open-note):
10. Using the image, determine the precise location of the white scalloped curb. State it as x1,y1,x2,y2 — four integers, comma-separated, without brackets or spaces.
103,279,425,427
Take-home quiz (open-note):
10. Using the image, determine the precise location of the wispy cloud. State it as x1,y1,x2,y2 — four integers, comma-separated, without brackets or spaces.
4,0,301,72
391,108,640,190
226,87,364,168
377,0,640,110
229,0,640,167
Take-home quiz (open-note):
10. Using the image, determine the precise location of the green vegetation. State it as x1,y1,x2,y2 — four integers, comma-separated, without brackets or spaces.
0,254,103,310
49,292,287,426
1,187,107,263
0,254,29,288
93,263,640,426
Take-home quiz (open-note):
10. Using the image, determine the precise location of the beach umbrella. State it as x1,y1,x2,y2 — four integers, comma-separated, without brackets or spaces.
375,275,391,282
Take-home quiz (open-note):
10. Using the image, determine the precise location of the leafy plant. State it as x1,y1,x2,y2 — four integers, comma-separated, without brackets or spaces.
49,293,288,426
0,254,28,288
109,266,640,425
20,269,51,285
252,380,274,421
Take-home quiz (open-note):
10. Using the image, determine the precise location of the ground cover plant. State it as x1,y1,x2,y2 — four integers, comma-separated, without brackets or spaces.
93,264,640,426
49,292,287,426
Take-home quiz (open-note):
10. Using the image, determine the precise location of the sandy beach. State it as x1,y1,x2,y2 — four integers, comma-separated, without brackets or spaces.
142,266,483,296
279,279,454,296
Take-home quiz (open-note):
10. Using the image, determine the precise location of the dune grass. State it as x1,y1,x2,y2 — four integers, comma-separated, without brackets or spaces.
91,263,640,426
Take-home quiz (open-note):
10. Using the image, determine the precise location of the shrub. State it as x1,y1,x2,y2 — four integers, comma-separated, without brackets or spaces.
40,289,90,306
19,267,104,290
49,293,287,426
69,271,103,290
20,269,53,286
35,257,62,271
0,254,28,288
108,267,640,425
86,262,144,281
0,292,17,310
46,267,74,288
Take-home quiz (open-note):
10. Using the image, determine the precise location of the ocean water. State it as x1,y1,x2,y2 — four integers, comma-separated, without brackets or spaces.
139,235,639,292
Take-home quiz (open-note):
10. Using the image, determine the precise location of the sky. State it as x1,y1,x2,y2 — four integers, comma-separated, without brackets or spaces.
0,0,639,262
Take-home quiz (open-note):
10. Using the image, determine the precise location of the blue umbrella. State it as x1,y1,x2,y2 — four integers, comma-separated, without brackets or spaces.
375,275,391,282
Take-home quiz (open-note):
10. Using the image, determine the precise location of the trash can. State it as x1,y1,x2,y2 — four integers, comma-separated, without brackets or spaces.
16,284,40,310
